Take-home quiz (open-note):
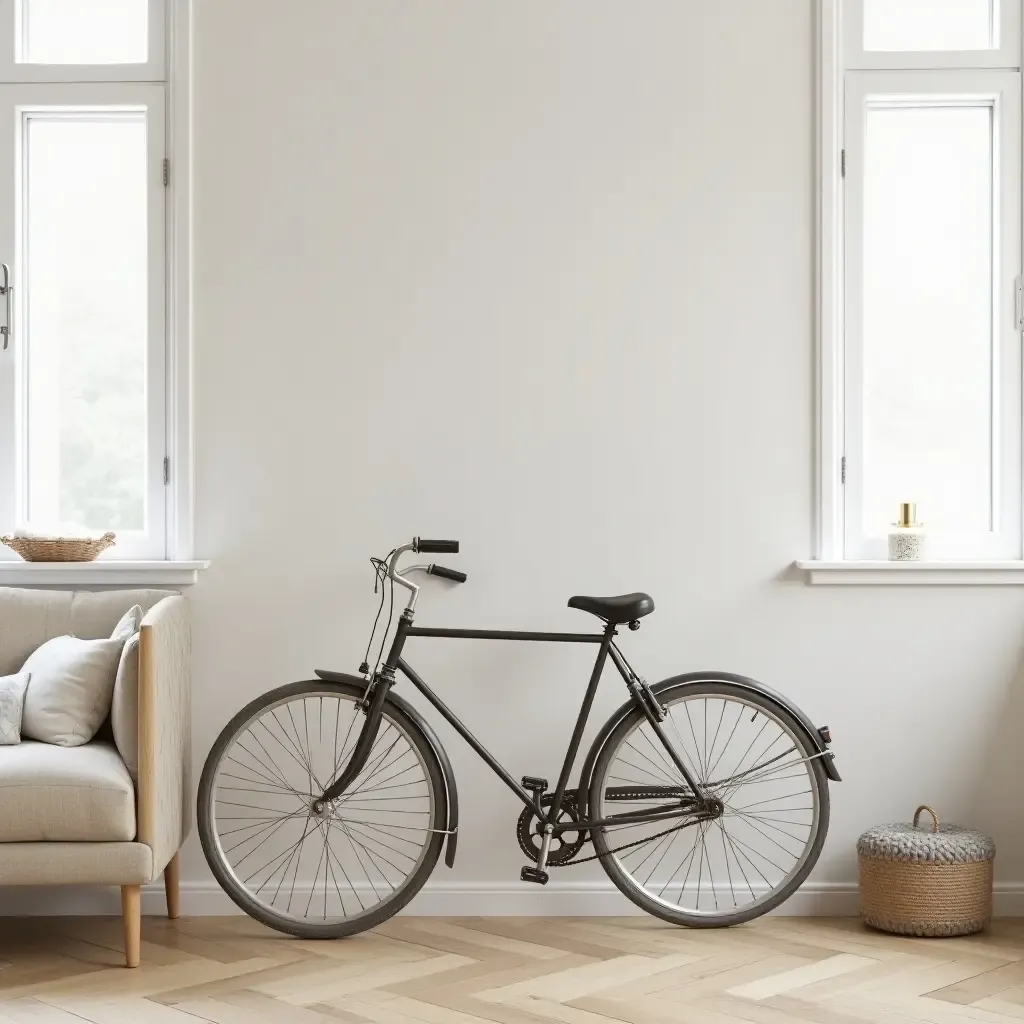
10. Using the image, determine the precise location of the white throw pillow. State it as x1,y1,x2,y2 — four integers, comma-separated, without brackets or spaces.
111,632,140,779
0,672,30,745
21,606,142,747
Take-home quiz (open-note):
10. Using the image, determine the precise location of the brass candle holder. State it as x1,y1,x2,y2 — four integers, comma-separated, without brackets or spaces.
888,502,924,561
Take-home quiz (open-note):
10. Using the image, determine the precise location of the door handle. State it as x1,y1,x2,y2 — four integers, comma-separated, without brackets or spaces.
0,264,11,351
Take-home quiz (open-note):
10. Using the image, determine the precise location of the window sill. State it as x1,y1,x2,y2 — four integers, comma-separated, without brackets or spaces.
795,560,1024,586
0,560,210,587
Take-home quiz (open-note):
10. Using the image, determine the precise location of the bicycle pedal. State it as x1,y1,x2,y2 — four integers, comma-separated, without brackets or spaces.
521,775,548,794
521,866,549,885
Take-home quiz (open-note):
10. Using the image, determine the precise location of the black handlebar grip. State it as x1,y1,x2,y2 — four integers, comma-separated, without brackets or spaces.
428,564,468,584
416,538,460,554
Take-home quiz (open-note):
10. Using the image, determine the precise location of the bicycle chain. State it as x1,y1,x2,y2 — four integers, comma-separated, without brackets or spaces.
553,813,713,867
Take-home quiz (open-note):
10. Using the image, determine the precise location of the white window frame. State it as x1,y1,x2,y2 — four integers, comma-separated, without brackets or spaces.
0,0,164,81
844,71,1021,560
844,0,1021,70
0,0,199,578
1,83,167,560
808,0,1024,580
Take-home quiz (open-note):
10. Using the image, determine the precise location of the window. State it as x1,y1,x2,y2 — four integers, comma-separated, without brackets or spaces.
0,0,183,561
818,0,1024,562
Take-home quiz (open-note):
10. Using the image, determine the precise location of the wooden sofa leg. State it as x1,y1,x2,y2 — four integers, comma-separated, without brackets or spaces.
164,853,180,920
121,885,141,968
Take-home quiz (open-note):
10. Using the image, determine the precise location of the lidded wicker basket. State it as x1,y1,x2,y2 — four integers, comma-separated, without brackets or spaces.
858,806,994,937
0,532,116,562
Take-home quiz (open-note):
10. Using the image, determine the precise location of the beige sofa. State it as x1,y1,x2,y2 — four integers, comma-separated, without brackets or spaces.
0,587,191,967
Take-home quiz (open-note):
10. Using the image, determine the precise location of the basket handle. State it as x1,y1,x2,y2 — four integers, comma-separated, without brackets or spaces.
913,805,939,833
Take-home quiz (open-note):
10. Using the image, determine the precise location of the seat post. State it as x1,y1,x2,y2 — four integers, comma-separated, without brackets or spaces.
546,621,617,825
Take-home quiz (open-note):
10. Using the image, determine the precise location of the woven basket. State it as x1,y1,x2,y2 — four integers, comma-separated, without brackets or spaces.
858,806,994,937
0,532,116,562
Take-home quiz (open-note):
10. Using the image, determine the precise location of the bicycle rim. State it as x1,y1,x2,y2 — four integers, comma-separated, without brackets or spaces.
199,683,443,936
590,682,827,924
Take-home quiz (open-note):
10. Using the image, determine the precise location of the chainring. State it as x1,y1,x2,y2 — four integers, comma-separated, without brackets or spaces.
516,791,588,866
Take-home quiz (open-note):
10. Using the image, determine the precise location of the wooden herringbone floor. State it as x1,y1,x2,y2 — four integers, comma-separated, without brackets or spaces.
1,916,1024,1021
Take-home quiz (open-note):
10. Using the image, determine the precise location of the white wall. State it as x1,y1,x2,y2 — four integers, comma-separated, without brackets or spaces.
186,0,1024,913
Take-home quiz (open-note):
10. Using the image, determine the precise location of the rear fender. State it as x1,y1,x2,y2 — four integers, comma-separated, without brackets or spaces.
577,670,840,819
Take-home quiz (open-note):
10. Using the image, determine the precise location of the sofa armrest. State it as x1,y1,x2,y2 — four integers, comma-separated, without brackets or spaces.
137,595,191,877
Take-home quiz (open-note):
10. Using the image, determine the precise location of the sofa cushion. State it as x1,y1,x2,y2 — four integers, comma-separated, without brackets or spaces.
21,606,141,747
0,741,136,841
0,588,172,677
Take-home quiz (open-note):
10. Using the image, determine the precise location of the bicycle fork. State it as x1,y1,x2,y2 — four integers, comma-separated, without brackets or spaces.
313,669,394,811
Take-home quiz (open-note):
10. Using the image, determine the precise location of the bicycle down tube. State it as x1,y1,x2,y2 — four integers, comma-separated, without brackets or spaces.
320,622,709,832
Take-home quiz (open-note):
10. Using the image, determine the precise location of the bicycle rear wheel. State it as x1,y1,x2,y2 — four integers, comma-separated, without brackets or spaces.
588,679,829,927
198,680,447,938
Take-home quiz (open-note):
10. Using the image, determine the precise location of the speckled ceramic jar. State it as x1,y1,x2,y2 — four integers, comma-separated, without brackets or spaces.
887,529,925,561
857,806,994,937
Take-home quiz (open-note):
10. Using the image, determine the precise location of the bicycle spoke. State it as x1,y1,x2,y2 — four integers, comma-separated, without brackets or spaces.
657,824,702,899
635,730,684,785
223,755,298,795
719,820,736,907
705,699,727,777
705,701,744,780
714,818,757,900
620,746,676,786
725,808,809,844
335,828,374,908
256,717,318,793
233,740,298,796
682,703,707,783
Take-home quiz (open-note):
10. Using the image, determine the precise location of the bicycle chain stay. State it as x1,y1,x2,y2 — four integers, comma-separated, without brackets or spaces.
557,811,715,867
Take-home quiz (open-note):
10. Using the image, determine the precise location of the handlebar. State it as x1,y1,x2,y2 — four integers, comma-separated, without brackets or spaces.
415,538,460,554
388,538,464,612
428,564,467,584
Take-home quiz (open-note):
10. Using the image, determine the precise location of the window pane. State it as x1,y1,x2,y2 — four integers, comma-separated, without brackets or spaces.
862,104,993,535
25,114,148,532
863,0,993,51
21,0,148,64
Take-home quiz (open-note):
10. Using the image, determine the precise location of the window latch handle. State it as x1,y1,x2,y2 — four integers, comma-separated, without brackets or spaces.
0,263,11,351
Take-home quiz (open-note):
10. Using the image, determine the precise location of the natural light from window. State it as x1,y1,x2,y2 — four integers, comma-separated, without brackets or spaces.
24,114,148,532
20,0,147,64
863,0,994,51
861,102,995,535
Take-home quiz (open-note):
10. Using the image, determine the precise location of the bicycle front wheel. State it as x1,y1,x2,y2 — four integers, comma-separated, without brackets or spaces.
588,679,829,927
198,680,447,938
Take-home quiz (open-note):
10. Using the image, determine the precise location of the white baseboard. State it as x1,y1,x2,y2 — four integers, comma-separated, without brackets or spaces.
1,880,1021,918
0,880,858,917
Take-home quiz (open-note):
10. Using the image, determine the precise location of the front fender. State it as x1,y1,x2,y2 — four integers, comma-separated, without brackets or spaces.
577,670,840,819
315,669,460,867
385,688,461,868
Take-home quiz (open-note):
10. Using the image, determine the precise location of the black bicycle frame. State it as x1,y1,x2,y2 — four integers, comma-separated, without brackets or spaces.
319,611,709,833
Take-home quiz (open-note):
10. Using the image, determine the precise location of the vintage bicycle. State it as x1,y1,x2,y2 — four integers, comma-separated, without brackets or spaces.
199,537,840,937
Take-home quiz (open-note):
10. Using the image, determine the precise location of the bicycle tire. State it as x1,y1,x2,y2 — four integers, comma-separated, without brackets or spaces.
198,680,447,939
588,679,829,927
